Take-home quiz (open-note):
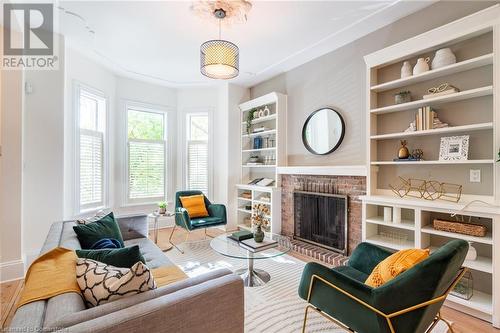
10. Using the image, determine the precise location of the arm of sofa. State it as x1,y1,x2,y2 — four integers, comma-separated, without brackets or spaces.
58,273,244,333
115,214,149,240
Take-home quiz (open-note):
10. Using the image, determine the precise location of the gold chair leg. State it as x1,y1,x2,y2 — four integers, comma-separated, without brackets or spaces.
302,305,311,333
425,312,454,333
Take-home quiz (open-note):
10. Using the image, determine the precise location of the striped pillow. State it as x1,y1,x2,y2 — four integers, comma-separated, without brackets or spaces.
76,258,156,307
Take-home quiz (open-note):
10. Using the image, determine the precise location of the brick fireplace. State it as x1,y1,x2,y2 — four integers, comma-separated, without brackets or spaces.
280,173,366,263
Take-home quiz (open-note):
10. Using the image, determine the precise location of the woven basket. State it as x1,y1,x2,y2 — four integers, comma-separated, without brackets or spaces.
432,219,487,237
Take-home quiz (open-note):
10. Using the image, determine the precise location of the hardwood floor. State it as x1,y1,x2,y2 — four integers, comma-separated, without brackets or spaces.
1,227,498,332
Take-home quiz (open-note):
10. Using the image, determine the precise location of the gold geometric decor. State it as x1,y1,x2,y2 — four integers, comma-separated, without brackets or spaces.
389,177,462,203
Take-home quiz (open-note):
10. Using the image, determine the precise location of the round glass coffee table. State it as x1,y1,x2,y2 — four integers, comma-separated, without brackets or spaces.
210,233,292,287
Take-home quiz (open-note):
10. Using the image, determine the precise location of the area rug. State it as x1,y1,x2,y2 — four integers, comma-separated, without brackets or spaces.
166,240,449,333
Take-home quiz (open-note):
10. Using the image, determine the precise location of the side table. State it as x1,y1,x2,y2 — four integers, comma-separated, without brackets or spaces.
148,211,175,252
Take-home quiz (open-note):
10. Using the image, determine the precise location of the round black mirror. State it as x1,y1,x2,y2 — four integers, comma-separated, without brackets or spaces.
302,108,345,155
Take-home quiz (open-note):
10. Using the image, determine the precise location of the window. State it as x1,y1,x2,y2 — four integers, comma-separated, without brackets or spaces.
127,105,166,203
77,86,106,211
186,113,209,195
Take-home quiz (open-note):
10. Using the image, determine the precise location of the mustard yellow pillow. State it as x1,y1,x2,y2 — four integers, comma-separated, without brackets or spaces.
179,195,209,218
365,248,430,288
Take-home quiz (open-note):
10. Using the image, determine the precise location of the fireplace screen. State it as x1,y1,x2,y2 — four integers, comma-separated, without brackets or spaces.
294,191,347,254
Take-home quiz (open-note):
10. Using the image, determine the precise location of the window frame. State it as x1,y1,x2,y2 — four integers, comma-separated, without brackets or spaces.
124,101,169,205
74,82,109,215
183,110,213,198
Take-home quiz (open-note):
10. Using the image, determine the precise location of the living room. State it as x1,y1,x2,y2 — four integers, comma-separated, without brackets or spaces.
1,1,500,332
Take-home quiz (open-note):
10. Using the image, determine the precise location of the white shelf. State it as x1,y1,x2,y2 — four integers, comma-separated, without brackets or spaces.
371,159,494,165
237,208,252,214
448,291,492,315
370,86,493,114
370,122,493,140
242,129,276,138
242,147,276,153
237,197,252,202
365,234,414,251
236,184,276,192
421,225,492,245
370,54,493,92
253,200,271,205
365,216,415,231
242,164,276,168
242,114,277,125
429,246,492,273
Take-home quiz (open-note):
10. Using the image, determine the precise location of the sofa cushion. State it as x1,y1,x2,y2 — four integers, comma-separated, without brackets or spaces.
190,216,224,229
73,212,125,249
76,259,156,308
76,245,146,268
124,238,173,269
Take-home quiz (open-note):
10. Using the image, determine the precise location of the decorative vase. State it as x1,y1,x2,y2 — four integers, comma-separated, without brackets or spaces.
431,48,456,69
413,57,430,75
466,242,477,261
253,226,265,243
398,140,410,159
263,106,270,117
258,109,265,118
401,61,412,78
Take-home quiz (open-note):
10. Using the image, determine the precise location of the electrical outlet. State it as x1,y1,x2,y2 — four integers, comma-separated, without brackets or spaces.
470,169,481,183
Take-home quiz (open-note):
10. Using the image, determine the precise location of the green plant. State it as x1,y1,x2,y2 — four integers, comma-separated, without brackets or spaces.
246,109,257,134
158,201,167,209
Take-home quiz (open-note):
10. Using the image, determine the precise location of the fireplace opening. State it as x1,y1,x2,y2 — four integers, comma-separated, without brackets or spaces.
293,191,348,254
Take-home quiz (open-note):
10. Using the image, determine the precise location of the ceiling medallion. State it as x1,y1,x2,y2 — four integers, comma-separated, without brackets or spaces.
191,0,252,25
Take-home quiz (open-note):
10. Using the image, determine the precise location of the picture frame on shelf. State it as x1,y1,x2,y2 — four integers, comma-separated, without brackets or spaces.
439,135,469,161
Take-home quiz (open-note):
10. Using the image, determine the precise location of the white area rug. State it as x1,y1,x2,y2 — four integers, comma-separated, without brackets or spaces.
166,240,448,333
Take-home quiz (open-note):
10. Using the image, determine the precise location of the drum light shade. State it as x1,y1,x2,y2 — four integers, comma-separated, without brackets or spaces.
200,39,239,79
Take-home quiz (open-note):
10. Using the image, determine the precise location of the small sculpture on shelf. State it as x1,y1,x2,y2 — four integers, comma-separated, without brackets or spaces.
394,91,411,104
389,176,462,202
398,140,410,159
423,83,459,99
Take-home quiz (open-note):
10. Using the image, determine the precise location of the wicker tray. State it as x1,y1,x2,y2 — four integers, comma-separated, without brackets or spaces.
432,219,487,237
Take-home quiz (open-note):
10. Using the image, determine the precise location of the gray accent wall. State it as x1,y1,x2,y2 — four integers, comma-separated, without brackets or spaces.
250,0,498,166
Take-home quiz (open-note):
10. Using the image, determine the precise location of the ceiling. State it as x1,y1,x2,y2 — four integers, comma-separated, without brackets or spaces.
58,1,435,88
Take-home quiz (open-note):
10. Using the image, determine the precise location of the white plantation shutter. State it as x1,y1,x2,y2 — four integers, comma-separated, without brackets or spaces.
128,139,165,199
80,129,103,206
187,140,208,194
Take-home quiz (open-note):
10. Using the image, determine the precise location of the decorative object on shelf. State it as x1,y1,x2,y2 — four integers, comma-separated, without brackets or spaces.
302,107,345,155
389,177,462,202
423,82,459,99
263,105,270,117
431,48,456,69
384,207,392,223
398,140,410,159
411,149,424,160
439,135,469,161
413,57,430,75
393,207,401,224
433,219,487,237
248,155,260,164
241,192,252,199
404,120,417,132
466,242,477,261
245,204,252,211
400,61,412,78
252,126,267,133
269,137,275,148
252,203,270,242
246,109,256,134
253,136,262,149
394,91,411,104
158,201,167,215
257,109,265,118
451,270,473,300
379,231,409,246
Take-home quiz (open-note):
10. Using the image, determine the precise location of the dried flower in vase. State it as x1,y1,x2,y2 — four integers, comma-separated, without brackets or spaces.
252,203,270,229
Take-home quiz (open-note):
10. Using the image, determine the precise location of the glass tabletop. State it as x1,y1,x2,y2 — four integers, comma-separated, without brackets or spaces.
210,232,292,260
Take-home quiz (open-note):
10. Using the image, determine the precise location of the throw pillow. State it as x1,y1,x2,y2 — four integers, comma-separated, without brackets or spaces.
365,248,430,288
76,258,156,307
179,194,209,218
76,245,146,268
90,238,122,250
73,212,125,249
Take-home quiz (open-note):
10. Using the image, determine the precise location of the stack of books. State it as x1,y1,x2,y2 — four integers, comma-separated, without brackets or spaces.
240,238,278,252
416,106,435,131
227,230,253,242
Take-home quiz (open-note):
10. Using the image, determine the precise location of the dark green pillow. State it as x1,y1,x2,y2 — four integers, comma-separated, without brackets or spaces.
76,245,145,268
73,212,125,249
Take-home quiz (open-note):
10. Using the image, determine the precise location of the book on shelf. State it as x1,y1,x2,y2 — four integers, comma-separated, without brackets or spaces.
415,106,436,131
240,237,278,252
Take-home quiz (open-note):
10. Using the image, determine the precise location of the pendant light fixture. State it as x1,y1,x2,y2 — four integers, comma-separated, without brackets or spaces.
200,8,239,79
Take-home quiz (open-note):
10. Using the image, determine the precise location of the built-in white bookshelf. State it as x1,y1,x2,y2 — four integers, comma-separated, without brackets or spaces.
362,5,500,327
236,92,287,234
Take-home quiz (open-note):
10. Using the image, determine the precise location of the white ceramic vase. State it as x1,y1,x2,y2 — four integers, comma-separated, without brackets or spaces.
401,61,412,78
431,48,456,70
466,242,477,261
263,106,270,117
413,57,430,75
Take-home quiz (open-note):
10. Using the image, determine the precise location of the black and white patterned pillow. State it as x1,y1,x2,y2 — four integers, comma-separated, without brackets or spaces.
76,258,156,307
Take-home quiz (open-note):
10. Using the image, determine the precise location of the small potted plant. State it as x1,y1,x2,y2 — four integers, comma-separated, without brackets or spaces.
394,91,411,104
246,108,257,134
251,204,270,242
158,201,167,215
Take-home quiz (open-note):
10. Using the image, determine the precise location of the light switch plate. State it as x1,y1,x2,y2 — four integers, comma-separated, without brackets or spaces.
470,169,481,183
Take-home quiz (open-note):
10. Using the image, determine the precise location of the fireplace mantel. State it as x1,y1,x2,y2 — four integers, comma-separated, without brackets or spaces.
276,165,367,176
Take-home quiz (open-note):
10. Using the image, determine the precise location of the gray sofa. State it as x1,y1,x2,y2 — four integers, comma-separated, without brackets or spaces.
9,215,244,333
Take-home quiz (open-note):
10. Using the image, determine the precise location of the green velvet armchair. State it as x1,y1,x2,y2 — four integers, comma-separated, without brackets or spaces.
298,240,468,333
169,190,227,253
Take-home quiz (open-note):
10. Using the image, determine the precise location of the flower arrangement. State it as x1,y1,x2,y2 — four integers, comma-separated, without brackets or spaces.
251,204,270,229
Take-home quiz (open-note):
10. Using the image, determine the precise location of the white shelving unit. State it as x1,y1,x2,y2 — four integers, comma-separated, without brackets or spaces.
236,92,287,234
362,5,500,327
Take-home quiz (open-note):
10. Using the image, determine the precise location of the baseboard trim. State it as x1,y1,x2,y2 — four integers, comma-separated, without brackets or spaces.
0,259,24,283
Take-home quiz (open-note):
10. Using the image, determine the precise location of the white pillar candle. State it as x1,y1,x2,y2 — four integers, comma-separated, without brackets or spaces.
393,207,401,224
384,207,392,223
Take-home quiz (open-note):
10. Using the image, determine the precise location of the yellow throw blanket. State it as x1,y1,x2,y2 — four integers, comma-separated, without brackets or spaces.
17,247,188,308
